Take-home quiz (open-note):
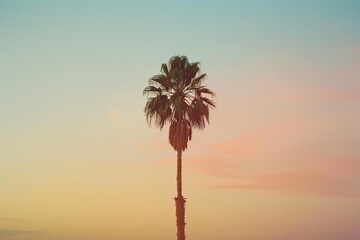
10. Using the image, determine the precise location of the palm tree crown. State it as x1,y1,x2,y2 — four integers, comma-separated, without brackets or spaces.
143,55,216,151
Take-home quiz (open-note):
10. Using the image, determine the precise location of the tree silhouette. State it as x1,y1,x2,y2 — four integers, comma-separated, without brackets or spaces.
143,55,215,240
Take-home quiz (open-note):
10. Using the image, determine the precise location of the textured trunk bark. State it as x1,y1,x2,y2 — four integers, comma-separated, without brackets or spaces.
175,148,186,240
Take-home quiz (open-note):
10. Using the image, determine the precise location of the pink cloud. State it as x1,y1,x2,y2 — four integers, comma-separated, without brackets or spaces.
232,49,360,107
184,152,360,198
185,101,360,198
186,151,359,197
275,86,360,102
208,171,360,198
215,118,326,157
215,134,267,156
186,156,243,179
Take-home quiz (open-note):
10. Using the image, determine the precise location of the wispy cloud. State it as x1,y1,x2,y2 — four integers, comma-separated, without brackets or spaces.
0,218,27,222
188,153,360,198
272,86,360,102
208,171,360,198
0,229,44,237
186,135,360,198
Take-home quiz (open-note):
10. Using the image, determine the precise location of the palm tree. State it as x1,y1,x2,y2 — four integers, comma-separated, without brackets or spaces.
143,55,215,240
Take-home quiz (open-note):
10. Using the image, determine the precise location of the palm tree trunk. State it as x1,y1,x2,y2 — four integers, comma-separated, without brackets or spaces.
175,148,186,240
177,148,183,196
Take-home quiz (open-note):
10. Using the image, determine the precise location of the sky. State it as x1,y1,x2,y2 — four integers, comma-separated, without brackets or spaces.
1,0,360,239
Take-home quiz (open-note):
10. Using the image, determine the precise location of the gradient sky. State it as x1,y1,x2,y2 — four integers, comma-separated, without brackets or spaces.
1,0,360,239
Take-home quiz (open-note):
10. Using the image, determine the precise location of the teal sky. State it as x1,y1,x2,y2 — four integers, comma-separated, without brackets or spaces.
1,1,360,240
1,0,360,134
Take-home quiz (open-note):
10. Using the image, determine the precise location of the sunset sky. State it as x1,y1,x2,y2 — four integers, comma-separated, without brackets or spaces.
1,0,360,239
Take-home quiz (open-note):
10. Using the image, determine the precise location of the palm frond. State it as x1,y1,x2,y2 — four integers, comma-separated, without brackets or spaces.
161,63,169,76
188,73,207,88
200,96,216,108
169,56,182,72
189,97,212,129
149,74,172,90
144,95,172,129
184,62,200,86
195,86,216,97
143,86,163,96
144,55,216,151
